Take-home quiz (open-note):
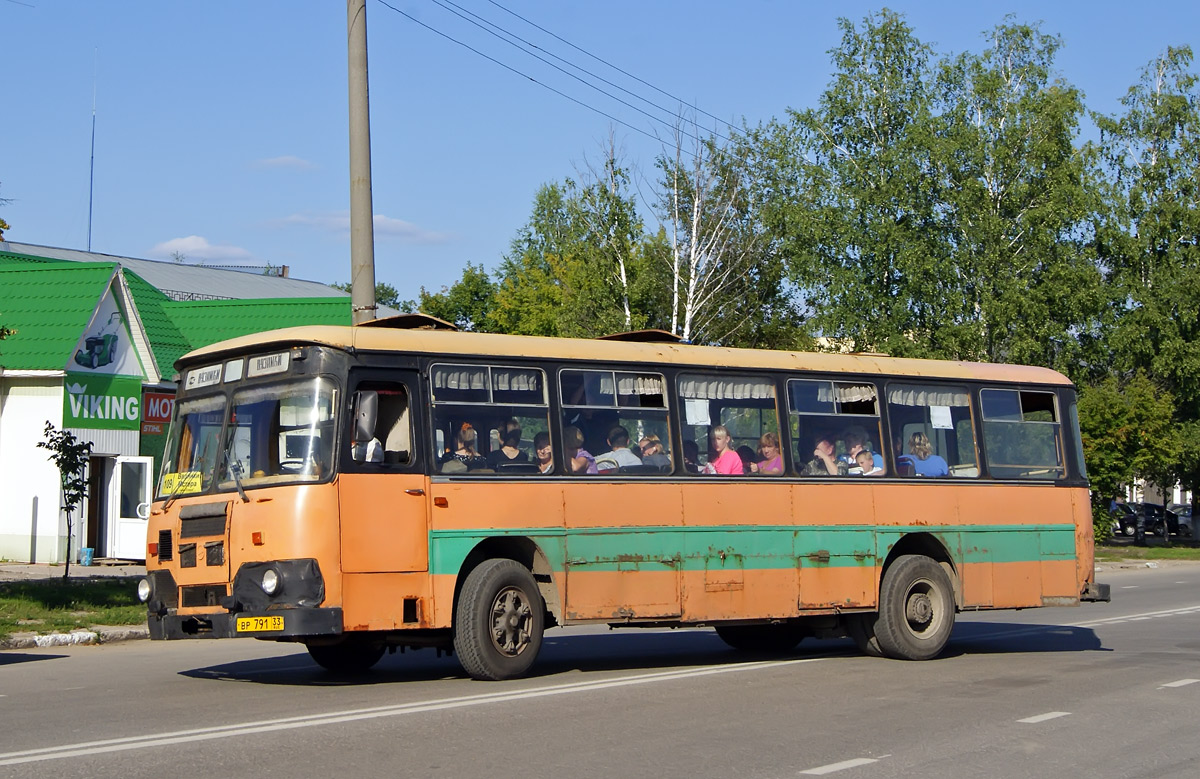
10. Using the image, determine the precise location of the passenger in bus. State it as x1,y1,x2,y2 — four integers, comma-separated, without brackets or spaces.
898,432,949,477
486,419,529,470
351,436,383,464
682,440,701,473
533,432,553,474
856,449,884,475
705,425,743,475
750,432,783,474
801,436,848,476
441,423,487,471
595,426,643,472
564,425,598,474
736,445,756,474
638,434,672,471
840,427,884,474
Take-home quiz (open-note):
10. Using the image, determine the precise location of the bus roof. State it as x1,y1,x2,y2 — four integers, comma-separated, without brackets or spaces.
178,325,1073,387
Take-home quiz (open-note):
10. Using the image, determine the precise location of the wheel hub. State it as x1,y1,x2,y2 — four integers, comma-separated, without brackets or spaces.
490,587,532,657
906,588,934,630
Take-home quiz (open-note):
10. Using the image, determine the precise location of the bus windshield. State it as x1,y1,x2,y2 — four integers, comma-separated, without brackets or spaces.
218,377,338,489
159,377,338,497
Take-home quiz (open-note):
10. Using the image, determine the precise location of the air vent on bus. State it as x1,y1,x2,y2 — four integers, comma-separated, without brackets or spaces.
180,516,227,538
180,585,227,609
158,529,173,561
596,329,683,343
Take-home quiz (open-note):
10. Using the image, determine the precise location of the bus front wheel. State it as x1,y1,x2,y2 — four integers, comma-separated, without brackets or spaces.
454,559,544,681
851,555,955,661
305,636,385,674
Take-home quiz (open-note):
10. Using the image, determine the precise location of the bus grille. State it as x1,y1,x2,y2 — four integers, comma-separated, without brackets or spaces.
158,529,173,561
180,585,226,608
180,516,226,538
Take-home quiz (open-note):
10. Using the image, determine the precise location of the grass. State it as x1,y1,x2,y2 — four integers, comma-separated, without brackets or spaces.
0,577,145,642
1095,540,1200,562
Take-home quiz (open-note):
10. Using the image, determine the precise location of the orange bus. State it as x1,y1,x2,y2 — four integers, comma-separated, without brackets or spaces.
140,318,1109,680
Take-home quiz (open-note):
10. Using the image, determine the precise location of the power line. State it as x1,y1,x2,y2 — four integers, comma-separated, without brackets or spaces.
486,0,738,134
433,0,731,145
374,0,666,147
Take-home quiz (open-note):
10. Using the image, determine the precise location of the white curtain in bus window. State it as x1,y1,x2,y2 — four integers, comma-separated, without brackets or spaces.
886,383,977,478
431,364,549,476
980,389,1064,480
677,374,778,475
788,379,882,476
560,369,671,475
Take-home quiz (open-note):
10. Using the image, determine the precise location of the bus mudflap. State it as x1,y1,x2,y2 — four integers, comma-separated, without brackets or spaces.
1081,582,1111,602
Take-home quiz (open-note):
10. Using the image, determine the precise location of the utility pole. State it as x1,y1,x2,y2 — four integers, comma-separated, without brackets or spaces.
348,0,377,323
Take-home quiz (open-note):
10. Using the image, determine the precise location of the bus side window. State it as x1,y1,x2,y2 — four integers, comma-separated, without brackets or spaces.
351,382,413,466
678,373,779,476
885,383,977,478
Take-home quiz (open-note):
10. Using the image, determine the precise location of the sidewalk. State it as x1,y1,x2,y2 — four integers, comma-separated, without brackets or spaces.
0,560,149,650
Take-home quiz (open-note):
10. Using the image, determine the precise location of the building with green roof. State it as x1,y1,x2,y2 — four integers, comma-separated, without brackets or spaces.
0,243,354,564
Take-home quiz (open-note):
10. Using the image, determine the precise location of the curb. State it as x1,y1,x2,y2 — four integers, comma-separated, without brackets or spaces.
0,624,149,651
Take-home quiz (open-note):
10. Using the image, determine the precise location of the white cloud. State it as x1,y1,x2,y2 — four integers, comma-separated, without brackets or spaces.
272,211,451,244
253,155,315,170
148,235,253,262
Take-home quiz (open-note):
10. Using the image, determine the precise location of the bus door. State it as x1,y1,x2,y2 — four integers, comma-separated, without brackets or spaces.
338,372,429,574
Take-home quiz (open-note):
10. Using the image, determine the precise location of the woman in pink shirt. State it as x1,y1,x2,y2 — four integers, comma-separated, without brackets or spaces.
708,425,744,475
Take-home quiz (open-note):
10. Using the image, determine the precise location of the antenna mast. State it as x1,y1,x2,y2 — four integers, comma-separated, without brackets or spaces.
87,48,97,252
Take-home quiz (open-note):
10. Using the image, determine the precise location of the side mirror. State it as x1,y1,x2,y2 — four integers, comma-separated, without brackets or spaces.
352,391,378,444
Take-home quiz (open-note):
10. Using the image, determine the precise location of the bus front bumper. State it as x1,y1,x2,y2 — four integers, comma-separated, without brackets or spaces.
148,607,343,640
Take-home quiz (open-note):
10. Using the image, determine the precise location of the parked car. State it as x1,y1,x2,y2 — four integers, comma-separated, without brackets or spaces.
1168,503,1193,538
1134,502,1177,537
1111,503,1138,537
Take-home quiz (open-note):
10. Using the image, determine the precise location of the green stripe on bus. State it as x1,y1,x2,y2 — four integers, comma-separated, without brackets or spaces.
428,524,1077,575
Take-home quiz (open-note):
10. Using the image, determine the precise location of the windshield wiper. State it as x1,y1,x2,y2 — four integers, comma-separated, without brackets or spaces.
228,460,250,503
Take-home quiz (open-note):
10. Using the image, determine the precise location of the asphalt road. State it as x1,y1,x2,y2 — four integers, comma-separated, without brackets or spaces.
2,563,1198,779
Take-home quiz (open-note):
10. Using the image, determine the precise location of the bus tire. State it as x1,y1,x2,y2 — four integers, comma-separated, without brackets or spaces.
454,558,544,681
306,636,385,674
846,613,884,657
715,623,805,653
872,554,955,660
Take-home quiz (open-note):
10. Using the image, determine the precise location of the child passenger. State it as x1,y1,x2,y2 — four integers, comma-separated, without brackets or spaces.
856,449,884,476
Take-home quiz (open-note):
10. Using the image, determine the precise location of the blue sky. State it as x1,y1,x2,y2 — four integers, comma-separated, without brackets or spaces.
3,1,1197,298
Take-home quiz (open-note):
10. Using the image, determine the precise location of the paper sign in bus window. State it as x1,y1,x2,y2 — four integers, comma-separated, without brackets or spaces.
930,405,954,429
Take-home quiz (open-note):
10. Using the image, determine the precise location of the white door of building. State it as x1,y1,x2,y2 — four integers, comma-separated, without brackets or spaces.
109,456,153,560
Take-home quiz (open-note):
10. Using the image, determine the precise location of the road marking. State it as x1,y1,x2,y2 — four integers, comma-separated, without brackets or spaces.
800,756,885,775
1121,585,1139,589
1018,711,1070,724
1160,679,1200,688
0,656,825,766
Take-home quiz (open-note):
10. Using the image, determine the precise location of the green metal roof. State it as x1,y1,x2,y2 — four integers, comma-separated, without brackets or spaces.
0,250,353,377
0,261,117,371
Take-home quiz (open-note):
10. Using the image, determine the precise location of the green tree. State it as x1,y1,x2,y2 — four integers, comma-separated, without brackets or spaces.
417,263,498,331
329,281,404,310
751,10,952,357
1093,46,1200,509
935,19,1102,374
37,422,94,579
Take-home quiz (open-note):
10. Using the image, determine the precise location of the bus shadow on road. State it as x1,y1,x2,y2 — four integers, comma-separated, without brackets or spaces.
0,652,69,667
947,622,1107,656
179,623,1104,686
178,629,857,687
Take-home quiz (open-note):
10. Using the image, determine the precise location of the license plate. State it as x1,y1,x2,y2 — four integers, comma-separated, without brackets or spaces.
236,615,284,632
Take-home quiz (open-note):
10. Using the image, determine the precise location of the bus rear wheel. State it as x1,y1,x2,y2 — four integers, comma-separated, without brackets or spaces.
715,623,806,653
860,554,955,661
306,636,385,674
454,559,544,681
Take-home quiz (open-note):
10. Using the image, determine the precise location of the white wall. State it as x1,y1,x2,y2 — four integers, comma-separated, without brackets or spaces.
0,379,66,563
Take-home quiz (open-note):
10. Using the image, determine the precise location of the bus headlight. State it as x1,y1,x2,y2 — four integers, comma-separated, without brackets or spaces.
137,578,152,603
260,568,280,596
